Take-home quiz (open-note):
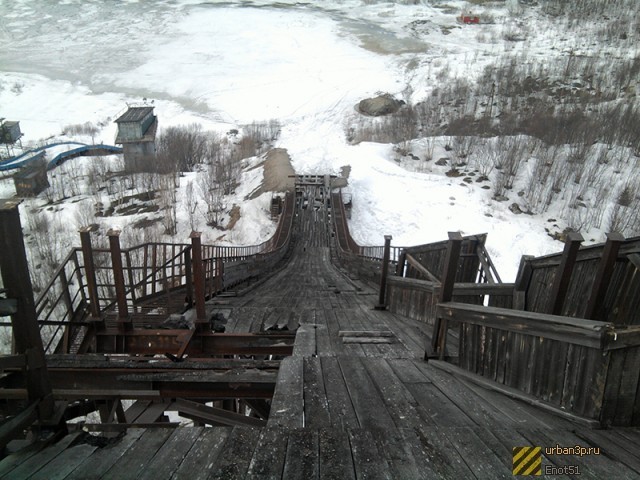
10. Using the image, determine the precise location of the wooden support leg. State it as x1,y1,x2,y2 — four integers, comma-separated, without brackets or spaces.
429,232,463,360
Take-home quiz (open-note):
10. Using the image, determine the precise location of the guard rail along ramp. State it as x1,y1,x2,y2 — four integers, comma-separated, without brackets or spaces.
330,189,640,427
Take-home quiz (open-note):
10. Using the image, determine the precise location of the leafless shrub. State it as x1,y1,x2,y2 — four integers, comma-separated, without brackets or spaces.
156,124,208,173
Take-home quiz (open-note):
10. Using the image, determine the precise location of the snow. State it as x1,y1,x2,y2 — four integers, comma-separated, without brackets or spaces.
0,0,631,284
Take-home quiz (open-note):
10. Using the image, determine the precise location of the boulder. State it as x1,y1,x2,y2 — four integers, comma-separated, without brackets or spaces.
357,94,404,116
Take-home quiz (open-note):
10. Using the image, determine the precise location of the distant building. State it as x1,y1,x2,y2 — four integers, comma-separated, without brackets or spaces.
114,106,158,172
458,13,480,24
14,162,49,197
0,120,22,144
1,119,23,159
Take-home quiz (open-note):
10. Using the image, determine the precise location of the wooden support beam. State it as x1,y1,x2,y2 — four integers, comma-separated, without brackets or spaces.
375,235,393,310
108,229,129,320
0,402,39,451
405,254,440,282
175,398,266,427
190,232,206,321
430,232,463,360
396,250,407,277
79,227,100,319
585,232,625,321
476,248,496,284
546,232,583,315
0,199,54,421
513,255,534,310
184,247,193,308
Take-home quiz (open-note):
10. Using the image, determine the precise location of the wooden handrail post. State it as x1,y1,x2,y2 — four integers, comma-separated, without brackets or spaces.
0,199,54,421
184,246,193,308
396,250,407,277
513,255,534,310
429,232,463,360
547,232,583,315
190,232,206,321
375,235,393,310
108,229,129,320
79,227,100,319
585,232,624,321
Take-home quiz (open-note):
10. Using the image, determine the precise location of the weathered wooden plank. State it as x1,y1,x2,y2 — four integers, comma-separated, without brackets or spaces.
282,429,319,479
338,356,396,430
293,324,317,356
65,429,145,480
410,427,476,479
613,347,640,425
347,428,393,480
138,427,204,480
303,356,330,428
318,427,355,480
269,355,304,428
574,428,640,475
0,432,81,480
387,358,431,384
369,426,426,479
246,427,288,479
320,356,359,428
523,428,639,479
101,429,173,480
404,380,471,427
437,303,609,349
208,426,261,479
134,401,169,424
0,436,51,478
443,426,512,479
124,400,152,423
430,360,600,428
29,442,97,480
170,427,231,480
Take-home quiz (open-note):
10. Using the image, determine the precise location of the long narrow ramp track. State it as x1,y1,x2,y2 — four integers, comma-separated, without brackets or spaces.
5,181,640,479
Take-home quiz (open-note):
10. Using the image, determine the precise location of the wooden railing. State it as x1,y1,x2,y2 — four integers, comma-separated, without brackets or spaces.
34,192,295,353
436,302,640,426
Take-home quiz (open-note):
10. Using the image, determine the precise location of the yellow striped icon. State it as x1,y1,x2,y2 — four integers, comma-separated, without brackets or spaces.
513,446,542,476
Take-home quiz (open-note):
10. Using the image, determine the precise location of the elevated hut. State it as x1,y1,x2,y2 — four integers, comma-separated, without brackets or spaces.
114,106,158,172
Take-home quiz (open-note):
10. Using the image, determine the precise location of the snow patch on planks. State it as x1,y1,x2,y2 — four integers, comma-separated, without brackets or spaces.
339,330,395,344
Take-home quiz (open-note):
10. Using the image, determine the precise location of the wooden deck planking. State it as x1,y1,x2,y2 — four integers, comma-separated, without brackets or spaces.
347,428,393,480
246,427,289,479
338,356,397,430
319,356,360,428
282,429,319,480
0,433,81,480
29,442,96,480
137,427,204,480
64,429,145,480
6,188,640,479
101,429,173,480
208,426,261,479
303,356,331,428
170,427,231,480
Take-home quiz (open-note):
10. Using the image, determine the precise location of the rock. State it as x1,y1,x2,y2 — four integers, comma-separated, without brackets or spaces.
509,203,523,214
435,158,449,166
357,94,405,116
494,194,509,201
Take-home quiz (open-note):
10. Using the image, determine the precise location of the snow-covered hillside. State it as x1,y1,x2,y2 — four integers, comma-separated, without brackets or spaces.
1,0,639,285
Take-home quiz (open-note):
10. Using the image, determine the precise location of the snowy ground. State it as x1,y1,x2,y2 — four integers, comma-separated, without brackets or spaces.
0,0,629,282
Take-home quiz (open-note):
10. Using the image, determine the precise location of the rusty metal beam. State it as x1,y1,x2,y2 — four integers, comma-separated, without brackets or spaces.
190,232,206,321
375,235,393,310
108,229,129,320
79,227,100,319
0,199,54,421
93,330,294,356
175,398,266,427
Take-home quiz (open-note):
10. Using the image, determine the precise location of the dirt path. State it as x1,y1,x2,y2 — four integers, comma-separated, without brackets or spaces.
252,148,295,199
